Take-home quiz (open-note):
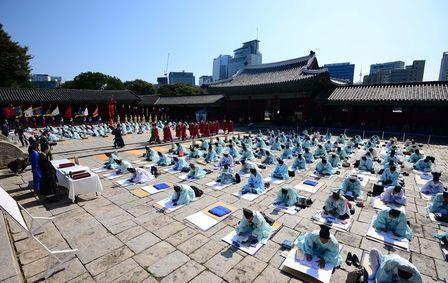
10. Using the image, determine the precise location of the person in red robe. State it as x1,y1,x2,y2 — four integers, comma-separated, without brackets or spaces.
195,122,200,138
181,122,187,140
41,117,46,128
163,123,173,142
150,124,161,144
175,123,181,139
228,120,234,133
188,122,194,139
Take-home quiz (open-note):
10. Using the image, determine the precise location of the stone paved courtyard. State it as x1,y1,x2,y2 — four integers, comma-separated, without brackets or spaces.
1,131,448,282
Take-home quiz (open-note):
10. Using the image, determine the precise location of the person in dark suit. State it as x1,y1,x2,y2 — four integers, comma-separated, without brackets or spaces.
38,143,57,202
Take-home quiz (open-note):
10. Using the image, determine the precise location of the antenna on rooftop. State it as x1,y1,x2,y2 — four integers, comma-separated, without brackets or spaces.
164,53,170,76
256,27,258,40
359,66,363,84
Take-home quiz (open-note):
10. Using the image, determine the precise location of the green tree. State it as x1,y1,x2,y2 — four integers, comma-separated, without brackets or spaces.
59,71,124,90
157,83,204,96
124,79,156,95
0,24,33,88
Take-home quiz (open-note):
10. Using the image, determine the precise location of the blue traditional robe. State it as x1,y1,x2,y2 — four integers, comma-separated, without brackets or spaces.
413,159,432,172
217,167,235,184
294,230,342,267
170,184,195,205
315,162,334,175
428,193,448,214
379,169,399,186
204,149,218,163
187,165,206,179
242,171,265,194
291,157,307,171
373,209,413,240
340,177,362,199
172,157,188,171
236,211,273,242
157,154,172,166
271,163,289,180
374,254,422,283
303,152,314,163
275,187,299,206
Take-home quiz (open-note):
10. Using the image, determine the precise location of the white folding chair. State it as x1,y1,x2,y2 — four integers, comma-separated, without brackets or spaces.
0,186,78,278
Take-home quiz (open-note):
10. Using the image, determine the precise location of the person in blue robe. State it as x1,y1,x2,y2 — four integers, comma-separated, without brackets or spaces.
380,185,407,206
373,208,413,240
104,152,119,169
428,191,448,216
172,156,188,171
271,159,289,180
170,184,196,205
328,153,341,168
200,139,209,151
215,142,224,155
291,153,307,171
241,168,265,194
271,138,281,151
115,159,133,174
240,145,255,161
420,172,444,196
204,146,218,163
340,175,362,200
275,186,303,206
217,164,238,184
228,144,241,159
324,189,350,219
262,150,276,165
324,140,332,152
188,145,203,159
368,249,422,282
294,225,342,268
281,145,293,159
315,157,334,176
314,144,327,158
407,149,423,164
29,142,41,193
187,163,206,179
218,151,234,168
358,155,374,172
156,152,172,166
145,148,160,162
174,143,186,155
303,148,314,164
235,208,274,245
379,164,399,186
413,156,433,172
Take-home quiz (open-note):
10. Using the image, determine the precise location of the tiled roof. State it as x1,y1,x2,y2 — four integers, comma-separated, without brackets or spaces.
208,53,327,89
328,82,448,102
154,95,224,106
138,95,160,106
0,88,140,104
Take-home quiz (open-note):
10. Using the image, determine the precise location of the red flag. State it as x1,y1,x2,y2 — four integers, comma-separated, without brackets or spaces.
64,105,72,118
108,99,115,125
92,105,99,118
2,107,14,118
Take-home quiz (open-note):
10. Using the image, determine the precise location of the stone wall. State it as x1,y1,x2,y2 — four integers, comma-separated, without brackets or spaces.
0,141,27,169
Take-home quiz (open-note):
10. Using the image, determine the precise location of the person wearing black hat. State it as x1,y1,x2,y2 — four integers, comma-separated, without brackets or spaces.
314,157,334,176
428,191,448,222
420,172,444,196
373,208,413,240
368,248,422,282
271,158,289,180
323,189,350,220
294,225,342,268
235,208,273,246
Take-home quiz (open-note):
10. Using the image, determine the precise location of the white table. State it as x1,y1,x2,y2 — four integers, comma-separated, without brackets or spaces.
51,159,103,202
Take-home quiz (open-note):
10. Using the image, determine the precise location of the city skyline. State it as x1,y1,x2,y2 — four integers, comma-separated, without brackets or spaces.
0,0,447,84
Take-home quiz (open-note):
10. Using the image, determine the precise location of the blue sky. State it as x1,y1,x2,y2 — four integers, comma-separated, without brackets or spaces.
1,0,447,84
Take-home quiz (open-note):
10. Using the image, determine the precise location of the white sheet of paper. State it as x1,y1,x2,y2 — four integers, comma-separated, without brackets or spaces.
141,185,169,195
366,220,410,250
178,174,189,180
371,197,405,211
239,172,251,178
282,248,334,283
104,172,123,180
92,167,108,173
206,181,231,190
311,210,351,231
163,168,180,174
185,211,219,231
222,230,265,255
419,192,433,201
132,159,146,164
264,177,286,185
294,182,321,193
232,191,264,201
155,198,185,212
270,204,299,215
116,178,135,187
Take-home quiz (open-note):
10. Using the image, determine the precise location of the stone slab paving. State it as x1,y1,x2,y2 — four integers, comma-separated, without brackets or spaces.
1,132,448,282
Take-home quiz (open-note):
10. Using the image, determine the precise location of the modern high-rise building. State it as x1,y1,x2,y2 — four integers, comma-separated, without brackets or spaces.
30,74,62,89
363,60,425,84
168,71,195,85
227,40,262,77
439,52,448,81
212,55,232,81
198,75,213,86
323,62,355,83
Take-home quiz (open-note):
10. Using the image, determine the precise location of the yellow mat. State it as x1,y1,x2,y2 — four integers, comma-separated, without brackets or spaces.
128,149,145,156
130,188,150,198
94,154,109,162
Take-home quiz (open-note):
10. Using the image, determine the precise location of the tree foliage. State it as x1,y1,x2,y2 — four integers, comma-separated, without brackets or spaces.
59,71,124,90
124,79,156,95
0,24,33,88
157,83,204,96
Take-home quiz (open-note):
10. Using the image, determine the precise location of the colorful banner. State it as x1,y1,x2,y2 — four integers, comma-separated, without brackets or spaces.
92,105,99,118
64,105,72,118
24,106,33,117
2,107,14,118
